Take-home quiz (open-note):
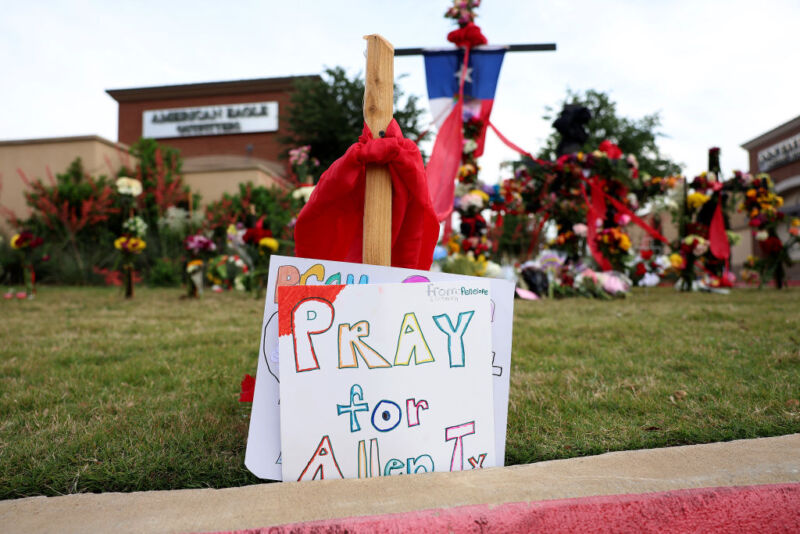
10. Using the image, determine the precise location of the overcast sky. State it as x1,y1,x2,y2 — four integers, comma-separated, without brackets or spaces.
2,0,799,183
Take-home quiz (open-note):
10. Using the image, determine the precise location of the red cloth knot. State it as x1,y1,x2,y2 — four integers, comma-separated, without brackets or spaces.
355,121,402,165
447,22,488,48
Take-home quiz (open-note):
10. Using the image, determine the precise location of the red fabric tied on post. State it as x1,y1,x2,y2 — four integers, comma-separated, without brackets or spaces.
294,120,439,270
447,22,488,48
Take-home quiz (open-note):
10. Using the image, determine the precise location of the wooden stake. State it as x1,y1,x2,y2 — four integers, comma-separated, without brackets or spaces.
362,34,394,266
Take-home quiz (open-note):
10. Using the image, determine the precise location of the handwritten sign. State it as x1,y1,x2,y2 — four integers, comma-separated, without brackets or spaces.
278,282,495,480
245,255,515,481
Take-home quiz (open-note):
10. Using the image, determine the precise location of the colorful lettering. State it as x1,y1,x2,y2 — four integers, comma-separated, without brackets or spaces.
432,310,475,368
336,384,370,432
371,400,402,432
393,312,435,366
298,435,343,481
300,263,325,285
445,421,476,472
406,398,429,427
357,438,381,479
274,265,300,303
468,453,487,469
338,321,391,369
291,298,334,372
383,458,405,476
407,454,434,474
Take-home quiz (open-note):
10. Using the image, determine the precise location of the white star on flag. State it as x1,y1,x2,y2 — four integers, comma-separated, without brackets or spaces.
455,66,473,84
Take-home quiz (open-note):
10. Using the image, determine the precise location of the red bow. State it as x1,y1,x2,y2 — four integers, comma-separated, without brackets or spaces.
447,22,488,48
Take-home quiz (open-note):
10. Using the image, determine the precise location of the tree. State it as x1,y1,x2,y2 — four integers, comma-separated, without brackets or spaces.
538,89,682,178
282,67,429,176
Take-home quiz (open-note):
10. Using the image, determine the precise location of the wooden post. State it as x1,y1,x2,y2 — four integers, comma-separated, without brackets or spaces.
362,34,394,266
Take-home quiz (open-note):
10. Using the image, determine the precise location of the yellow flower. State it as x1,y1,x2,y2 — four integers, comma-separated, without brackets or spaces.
115,236,146,254
259,237,279,252
687,192,710,210
746,189,757,199
791,218,800,227
10,234,22,249
469,189,489,202
618,233,631,251
669,253,684,269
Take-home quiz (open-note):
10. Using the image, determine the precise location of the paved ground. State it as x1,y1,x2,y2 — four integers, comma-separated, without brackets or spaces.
1,433,798,533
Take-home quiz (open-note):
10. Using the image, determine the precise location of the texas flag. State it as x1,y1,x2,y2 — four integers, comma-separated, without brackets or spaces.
424,47,505,220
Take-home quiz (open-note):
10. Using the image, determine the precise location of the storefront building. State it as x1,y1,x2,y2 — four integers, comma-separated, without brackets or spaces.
0,75,318,230
106,75,320,200
741,114,800,279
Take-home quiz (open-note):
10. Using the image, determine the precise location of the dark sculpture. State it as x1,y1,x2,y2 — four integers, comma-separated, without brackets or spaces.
553,104,591,156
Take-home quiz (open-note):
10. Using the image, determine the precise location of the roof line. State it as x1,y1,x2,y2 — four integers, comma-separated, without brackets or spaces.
741,114,800,150
106,75,321,102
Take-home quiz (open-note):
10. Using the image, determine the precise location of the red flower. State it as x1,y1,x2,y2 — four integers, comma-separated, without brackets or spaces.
243,224,273,245
598,140,623,159
759,236,783,255
239,374,255,403
640,249,653,260
635,262,647,277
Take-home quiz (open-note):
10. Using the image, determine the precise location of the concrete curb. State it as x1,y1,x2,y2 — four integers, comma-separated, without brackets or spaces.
1,434,798,533
232,483,800,533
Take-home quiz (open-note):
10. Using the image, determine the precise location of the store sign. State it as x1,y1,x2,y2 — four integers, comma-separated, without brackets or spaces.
142,101,278,139
758,132,800,172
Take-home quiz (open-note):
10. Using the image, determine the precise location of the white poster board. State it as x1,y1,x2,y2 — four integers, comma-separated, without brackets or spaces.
245,255,515,480
277,282,495,480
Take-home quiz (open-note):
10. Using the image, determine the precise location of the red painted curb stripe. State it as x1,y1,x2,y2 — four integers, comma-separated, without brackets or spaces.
219,482,800,534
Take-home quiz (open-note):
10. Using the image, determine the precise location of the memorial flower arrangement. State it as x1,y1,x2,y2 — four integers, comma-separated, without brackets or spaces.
206,254,250,292
9,230,44,298
122,215,148,237
114,235,146,298
184,232,217,297
671,149,749,290
736,172,798,288
507,141,673,269
516,250,632,299
445,0,481,25
115,176,143,197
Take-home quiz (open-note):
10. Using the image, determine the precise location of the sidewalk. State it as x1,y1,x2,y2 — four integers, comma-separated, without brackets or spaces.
2,434,798,533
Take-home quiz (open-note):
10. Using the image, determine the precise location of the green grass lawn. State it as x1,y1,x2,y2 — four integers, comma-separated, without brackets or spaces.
1,286,798,499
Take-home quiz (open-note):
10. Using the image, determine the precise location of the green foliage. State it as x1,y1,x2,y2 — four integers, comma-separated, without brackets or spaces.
126,138,195,231
205,183,301,241
539,89,682,177
282,67,429,174
147,257,183,287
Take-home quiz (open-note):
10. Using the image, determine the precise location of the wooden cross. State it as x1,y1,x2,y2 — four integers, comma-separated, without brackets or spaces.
362,34,395,267
361,37,556,266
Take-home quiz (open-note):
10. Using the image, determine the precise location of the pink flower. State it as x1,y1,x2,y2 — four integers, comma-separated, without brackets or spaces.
572,223,588,237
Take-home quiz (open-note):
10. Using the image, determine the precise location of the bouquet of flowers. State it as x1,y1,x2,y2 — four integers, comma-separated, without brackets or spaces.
114,235,146,298
9,230,45,298
737,173,798,288
184,232,217,297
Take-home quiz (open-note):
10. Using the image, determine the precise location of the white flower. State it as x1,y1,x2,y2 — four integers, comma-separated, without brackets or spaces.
755,230,769,241
484,261,503,278
463,139,478,154
292,185,315,202
116,177,142,197
460,192,485,211
707,172,717,183
641,272,660,287
122,216,148,237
